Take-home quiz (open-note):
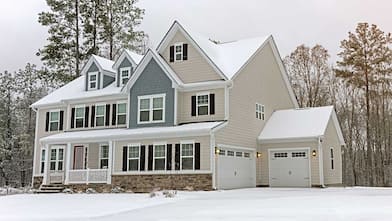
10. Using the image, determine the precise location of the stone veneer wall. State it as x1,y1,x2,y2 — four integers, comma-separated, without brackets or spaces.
33,176,43,189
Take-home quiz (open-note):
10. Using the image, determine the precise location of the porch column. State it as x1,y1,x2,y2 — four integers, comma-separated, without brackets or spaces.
64,142,72,184
107,140,113,184
42,144,50,185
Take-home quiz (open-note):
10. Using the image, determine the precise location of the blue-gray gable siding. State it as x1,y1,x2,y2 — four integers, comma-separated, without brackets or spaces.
117,57,133,87
85,62,101,91
103,75,115,87
129,59,174,128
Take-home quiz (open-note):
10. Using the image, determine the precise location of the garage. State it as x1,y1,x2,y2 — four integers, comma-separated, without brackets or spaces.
216,147,255,189
269,148,310,187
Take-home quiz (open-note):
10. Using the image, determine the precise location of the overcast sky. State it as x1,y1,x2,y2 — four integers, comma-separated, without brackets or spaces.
1,0,391,72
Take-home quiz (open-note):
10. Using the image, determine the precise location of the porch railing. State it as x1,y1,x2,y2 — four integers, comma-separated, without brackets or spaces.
68,169,108,184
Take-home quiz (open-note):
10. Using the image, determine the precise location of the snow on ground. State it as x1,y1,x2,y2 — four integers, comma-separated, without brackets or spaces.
1,187,392,221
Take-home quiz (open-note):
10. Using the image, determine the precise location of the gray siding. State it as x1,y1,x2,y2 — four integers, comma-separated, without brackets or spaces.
85,62,100,91
103,75,115,87
117,57,133,87
129,59,174,128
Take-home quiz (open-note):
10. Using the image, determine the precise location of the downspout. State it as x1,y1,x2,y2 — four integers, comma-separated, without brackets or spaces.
210,132,216,190
318,136,325,188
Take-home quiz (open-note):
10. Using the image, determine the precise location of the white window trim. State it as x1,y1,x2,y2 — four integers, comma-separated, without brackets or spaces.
95,103,106,127
330,147,335,170
88,72,98,90
49,146,64,171
196,92,209,116
180,140,195,171
137,93,166,124
127,143,140,171
256,103,265,120
74,105,85,128
49,109,60,132
40,148,46,174
99,144,109,169
116,102,127,126
174,42,183,62
119,67,131,86
153,142,166,171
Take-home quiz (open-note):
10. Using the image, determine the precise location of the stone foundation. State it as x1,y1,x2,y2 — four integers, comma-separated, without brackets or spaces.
32,176,43,189
65,183,113,193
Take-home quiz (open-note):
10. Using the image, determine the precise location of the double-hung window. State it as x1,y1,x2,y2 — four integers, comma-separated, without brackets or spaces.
49,110,60,131
138,94,165,124
175,43,183,61
120,67,131,86
116,103,127,125
330,147,334,170
88,72,98,90
128,144,140,171
197,93,209,116
181,142,194,170
256,103,265,120
75,106,85,128
40,148,46,174
99,144,109,169
49,147,64,171
153,144,166,170
95,104,106,127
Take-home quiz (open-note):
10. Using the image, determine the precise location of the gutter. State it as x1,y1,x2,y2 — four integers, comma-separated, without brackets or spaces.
318,136,325,188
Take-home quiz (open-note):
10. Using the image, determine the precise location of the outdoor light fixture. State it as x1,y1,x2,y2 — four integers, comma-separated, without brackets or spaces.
312,150,317,157
215,147,220,154
257,152,262,158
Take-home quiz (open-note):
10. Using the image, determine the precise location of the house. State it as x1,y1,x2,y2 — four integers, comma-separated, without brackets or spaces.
31,21,344,192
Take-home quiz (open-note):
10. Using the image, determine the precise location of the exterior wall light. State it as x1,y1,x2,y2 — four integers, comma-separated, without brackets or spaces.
312,150,317,157
215,147,220,154
257,152,262,158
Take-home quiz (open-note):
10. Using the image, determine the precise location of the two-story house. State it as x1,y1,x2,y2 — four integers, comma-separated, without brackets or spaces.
31,21,345,192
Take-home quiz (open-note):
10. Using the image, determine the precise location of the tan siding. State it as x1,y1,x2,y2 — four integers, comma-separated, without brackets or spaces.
114,136,211,173
162,31,223,83
323,119,343,185
177,88,225,124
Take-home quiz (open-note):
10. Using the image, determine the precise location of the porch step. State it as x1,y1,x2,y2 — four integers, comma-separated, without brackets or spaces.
37,184,65,194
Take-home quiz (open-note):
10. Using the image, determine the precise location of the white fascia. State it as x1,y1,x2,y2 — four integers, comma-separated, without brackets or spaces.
178,80,232,92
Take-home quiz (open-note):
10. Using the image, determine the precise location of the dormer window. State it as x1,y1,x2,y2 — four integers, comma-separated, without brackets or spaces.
120,67,131,86
88,72,98,90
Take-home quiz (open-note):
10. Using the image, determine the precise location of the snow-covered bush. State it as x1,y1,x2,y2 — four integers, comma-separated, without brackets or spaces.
85,188,97,194
163,190,177,198
184,186,194,191
111,186,125,193
63,188,74,194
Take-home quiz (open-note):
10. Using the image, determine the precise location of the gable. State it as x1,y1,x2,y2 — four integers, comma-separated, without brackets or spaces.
85,62,101,91
162,30,223,83
117,57,133,87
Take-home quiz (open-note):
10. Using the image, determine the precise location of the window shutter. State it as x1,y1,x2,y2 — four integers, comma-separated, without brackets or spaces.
191,96,196,116
105,104,110,126
183,43,188,60
148,145,153,171
166,144,172,170
59,111,64,130
45,112,49,132
84,106,89,127
70,108,75,129
175,144,180,170
140,145,145,171
90,105,95,127
210,94,215,115
195,143,201,170
122,146,128,171
112,104,117,126
169,46,174,62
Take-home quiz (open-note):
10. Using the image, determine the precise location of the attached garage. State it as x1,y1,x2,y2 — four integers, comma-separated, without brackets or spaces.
216,147,255,189
269,148,311,187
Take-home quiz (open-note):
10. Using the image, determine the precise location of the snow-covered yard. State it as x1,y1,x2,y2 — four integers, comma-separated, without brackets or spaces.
1,187,392,221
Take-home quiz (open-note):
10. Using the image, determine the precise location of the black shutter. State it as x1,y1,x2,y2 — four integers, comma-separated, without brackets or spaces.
166,144,172,170
175,144,180,170
195,143,201,170
148,145,153,171
105,104,110,126
122,146,128,171
90,105,95,127
169,46,174,62
140,145,145,171
59,111,64,130
112,104,117,126
191,95,196,116
70,108,75,129
45,112,49,132
210,94,215,115
84,106,89,127
183,43,188,60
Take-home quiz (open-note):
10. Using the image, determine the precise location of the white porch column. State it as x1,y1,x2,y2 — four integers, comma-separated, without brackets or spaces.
64,142,72,184
107,140,113,184
42,144,50,185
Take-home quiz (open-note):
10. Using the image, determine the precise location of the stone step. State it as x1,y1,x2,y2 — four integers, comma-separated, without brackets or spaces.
36,189,63,194
40,186,65,191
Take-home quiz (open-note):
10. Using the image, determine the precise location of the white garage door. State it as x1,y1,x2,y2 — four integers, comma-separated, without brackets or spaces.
269,149,310,187
217,148,255,189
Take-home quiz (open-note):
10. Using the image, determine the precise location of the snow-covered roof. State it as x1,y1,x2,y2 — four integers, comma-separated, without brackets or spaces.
31,75,123,108
124,49,143,64
40,121,225,144
91,55,115,73
258,106,345,144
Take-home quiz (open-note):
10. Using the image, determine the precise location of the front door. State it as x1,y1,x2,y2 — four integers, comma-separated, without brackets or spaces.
73,146,86,169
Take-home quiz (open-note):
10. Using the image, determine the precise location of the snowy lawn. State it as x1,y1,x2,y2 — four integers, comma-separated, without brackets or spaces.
1,187,392,221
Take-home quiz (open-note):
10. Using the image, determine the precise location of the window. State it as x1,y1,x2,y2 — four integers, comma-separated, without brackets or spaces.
197,93,209,116
330,147,335,170
274,152,288,158
181,142,194,170
128,144,140,171
244,152,250,158
138,94,165,124
236,152,243,157
154,144,166,170
99,144,109,169
88,72,98,90
227,151,234,156
49,110,60,131
95,104,105,127
75,106,85,128
49,147,64,171
120,67,131,86
116,103,127,125
256,103,265,120
219,149,226,156
175,43,183,61
40,149,46,174
292,152,306,158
